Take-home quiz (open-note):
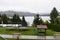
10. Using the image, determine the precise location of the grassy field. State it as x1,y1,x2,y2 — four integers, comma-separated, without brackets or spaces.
6,39,40,40
0,38,39,40
0,27,55,36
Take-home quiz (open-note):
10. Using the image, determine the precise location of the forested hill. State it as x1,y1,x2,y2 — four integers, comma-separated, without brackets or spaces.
0,11,51,17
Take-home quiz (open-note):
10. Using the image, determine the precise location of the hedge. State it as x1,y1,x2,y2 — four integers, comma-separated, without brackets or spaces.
47,24,60,32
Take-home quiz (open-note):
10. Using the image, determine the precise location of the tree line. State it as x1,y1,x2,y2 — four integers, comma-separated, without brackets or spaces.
0,14,27,26
0,7,59,28
33,7,59,26
33,7,60,32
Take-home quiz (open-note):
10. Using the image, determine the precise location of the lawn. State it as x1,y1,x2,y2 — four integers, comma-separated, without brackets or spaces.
6,38,39,40
0,38,39,40
0,27,55,36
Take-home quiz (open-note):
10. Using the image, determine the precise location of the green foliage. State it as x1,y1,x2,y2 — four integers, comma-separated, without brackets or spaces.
0,14,1,21
0,18,2,24
12,14,21,24
0,37,5,40
22,16,27,26
46,30,54,36
40,18,43,24
0,14,1,17
50,7,59,24
0,27,54,36
33,14,40,25
1,14,8,24
44,20,49,25
55,18,60,24
33,14,43,27
47,24,60,32
7,18,12,24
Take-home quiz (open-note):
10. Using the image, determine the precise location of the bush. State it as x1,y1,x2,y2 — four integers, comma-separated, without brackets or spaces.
47,24,60,32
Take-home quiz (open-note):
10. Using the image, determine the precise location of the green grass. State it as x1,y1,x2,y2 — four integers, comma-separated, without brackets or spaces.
6,38,40,40
0,37,5,40
21,27,37,35
0,27,54,36
46,29,55,36
0,38,4,40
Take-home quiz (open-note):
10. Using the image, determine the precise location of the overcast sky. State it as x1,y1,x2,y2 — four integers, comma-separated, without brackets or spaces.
0,0,60,13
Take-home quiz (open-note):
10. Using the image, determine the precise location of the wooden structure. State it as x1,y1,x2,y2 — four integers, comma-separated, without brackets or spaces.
37,25,47,36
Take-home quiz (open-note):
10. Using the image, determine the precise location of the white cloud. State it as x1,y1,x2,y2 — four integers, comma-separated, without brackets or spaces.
0,0,60,13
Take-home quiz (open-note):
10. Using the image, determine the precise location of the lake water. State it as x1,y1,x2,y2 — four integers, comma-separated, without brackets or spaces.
9,16,50,26
21,16,50,26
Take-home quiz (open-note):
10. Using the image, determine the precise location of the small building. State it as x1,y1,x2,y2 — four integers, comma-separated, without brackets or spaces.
37,25,47,36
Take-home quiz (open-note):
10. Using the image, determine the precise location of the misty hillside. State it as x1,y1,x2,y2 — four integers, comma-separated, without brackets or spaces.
0,11,37,17
0,11,54,17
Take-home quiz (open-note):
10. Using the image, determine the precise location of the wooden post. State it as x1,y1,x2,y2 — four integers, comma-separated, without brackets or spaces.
45,29,46,40
45,29,46,36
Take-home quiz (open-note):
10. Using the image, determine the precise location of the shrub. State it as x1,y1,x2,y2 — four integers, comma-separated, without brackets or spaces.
47,24,60,32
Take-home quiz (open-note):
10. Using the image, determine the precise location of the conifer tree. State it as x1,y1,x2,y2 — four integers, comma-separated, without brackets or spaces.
22,16,27,26
50,7,59,24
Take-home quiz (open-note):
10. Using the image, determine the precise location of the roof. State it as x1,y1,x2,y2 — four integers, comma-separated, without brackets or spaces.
37,25,47,29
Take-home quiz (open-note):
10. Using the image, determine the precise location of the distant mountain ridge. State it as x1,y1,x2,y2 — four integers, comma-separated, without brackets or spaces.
0,11,37,17
0,11,53,17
